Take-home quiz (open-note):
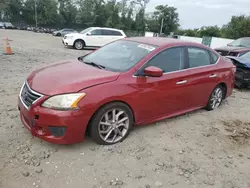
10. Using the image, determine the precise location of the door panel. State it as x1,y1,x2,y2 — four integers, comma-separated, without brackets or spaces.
186,47,219,107
132,46,194,122
133,70,193,122
87,29,103,46
185,66,219,107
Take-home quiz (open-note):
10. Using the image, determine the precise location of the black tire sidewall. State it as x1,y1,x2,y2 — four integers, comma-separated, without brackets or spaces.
89,102,133,145
74,40,84,50
206,85,224,111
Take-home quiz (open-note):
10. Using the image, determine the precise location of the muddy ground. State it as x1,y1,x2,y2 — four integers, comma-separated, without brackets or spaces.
0,30,250,188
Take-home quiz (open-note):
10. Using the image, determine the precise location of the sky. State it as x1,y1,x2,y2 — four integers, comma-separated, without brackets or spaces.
146,0,250,29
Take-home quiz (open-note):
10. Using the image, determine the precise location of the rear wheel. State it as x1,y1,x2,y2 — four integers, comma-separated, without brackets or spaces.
89,102,133,145
56,33,61,36
206,85,224,111
74,40,85,50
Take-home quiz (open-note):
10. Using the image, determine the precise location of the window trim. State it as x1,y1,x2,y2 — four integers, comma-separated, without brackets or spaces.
134,46,188,76
133,45,220,77
186,46,220,70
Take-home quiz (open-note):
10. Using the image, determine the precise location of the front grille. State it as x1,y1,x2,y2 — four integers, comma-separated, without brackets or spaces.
20,83,42,108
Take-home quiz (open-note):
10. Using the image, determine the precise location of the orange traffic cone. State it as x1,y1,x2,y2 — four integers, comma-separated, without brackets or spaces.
4,37,14,55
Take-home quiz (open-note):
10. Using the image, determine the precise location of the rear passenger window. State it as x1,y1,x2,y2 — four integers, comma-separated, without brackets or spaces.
102,30,113,35
102,30,122,36
188,47,211,68
111,31,122,36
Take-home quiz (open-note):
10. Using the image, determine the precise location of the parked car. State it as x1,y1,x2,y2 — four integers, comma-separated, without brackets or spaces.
18,37,235,145
4,22,16,29
62,27,127,50
0,22,5,29
52,28,77,36
215,37,250,57
226,51,250,88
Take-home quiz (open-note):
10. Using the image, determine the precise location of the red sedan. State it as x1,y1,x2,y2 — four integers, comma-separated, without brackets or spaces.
18,37,236,145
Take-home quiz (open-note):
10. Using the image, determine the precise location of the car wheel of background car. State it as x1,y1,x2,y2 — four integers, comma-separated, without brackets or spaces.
56,33,61,36
89,102,134,145
74,40,85,50
206,85,224,111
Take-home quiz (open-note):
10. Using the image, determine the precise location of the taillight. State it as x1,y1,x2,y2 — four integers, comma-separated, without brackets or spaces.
232,67,236,73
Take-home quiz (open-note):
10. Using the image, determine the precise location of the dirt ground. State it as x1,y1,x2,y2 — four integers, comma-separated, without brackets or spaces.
1,30,250,188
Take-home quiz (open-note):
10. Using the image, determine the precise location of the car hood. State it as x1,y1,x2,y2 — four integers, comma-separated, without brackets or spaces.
27,59,120,96
215,46,250,52
226,56,250,68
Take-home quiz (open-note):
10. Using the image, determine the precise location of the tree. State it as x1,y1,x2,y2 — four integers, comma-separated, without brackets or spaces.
2,0,23,22
133,0,149,31
151,5,179,34
198,26,221,37
58,0,77,27
76,0,95,26
221,15,250,39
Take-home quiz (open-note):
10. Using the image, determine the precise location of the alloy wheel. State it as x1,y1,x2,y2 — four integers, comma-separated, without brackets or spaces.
210,87,223,109
98,109,129,144
75,41,83,50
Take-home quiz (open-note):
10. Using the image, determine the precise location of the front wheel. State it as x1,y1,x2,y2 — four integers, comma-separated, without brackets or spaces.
89,102,133,145
206,85,224,111
74,40,85,50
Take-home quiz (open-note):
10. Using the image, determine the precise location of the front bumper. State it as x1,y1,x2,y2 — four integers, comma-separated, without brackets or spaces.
62,38,74,46
18,97,90,145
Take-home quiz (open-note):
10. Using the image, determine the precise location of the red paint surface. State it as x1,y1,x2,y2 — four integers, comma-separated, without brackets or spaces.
18,37,235,144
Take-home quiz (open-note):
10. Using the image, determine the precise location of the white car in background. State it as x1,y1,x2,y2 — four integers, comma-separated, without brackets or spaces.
62,27,126,50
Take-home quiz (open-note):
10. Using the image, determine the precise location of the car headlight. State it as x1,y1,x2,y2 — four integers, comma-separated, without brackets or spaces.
41,93,86,110
66,36,73,39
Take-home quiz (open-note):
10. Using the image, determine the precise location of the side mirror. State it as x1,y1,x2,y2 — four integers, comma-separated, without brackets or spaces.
144,66,163,77
86,33,91,36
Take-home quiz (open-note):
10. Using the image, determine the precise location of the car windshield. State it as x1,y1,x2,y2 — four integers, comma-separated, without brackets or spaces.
228,38,250,47
242,52,250,58
80,40,157,72
80,28,93,34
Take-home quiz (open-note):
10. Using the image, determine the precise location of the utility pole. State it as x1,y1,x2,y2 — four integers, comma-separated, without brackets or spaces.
160,18,164,35
35,0,38,28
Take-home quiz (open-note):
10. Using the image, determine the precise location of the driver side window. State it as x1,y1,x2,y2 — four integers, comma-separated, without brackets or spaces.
145,47,185,73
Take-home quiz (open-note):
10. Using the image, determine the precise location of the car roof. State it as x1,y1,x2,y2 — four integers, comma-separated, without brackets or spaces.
91,27,122,32
124,37,205,48
238,37,250,39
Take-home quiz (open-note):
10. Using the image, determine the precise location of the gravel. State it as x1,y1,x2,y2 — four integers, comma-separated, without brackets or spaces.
1,30,250,188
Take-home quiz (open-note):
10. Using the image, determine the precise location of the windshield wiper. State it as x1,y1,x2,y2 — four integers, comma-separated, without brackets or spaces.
84,61,105,69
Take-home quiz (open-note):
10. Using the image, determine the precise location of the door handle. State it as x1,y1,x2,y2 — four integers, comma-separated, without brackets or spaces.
176,80,187,85
209,74,217,78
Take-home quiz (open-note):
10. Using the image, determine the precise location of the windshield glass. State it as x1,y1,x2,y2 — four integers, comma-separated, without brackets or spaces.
81,40,157,72
242,52,250,58
80,28,93,34
228,38,250,47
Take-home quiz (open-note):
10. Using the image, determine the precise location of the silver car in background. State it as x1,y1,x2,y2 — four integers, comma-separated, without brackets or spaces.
52,28,78,37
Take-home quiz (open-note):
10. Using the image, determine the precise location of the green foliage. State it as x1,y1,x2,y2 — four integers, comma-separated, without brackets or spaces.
1,0,250,39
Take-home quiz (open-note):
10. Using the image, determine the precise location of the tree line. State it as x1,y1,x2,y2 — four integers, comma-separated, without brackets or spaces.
0,0,250,39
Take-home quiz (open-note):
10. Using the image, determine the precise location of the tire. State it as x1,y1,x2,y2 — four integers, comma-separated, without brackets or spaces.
206,85,224,111
56,33,61,36
74,40,85,50
89,102,134,145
